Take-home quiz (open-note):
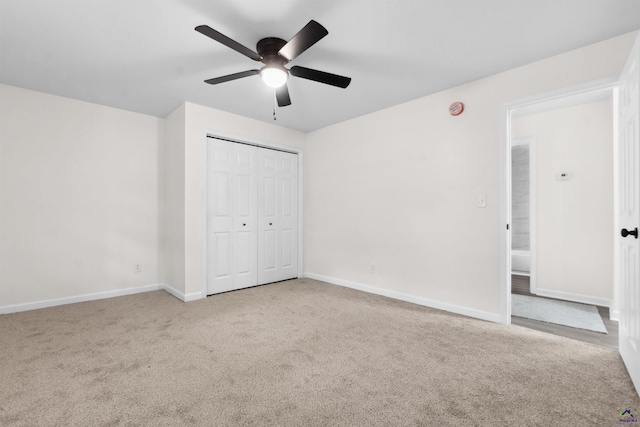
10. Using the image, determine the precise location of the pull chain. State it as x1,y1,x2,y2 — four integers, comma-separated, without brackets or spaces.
273,90,277,121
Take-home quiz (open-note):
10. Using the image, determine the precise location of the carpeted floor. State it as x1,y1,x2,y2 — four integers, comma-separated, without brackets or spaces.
1,278,638,426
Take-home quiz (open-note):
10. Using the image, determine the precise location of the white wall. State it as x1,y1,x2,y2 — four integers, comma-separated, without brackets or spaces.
0,89,305,308
304,32,636,321
0,84,163,310
512,99,614,304
163,102,306,299
2,31,636,319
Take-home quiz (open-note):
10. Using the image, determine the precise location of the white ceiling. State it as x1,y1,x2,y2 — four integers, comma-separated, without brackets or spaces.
1,0,640,132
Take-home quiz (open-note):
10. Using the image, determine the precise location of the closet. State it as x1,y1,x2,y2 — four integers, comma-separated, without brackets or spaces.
206,137,298,295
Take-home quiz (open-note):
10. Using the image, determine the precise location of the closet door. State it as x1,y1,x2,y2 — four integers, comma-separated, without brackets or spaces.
206,139,258,294
257,148,298,285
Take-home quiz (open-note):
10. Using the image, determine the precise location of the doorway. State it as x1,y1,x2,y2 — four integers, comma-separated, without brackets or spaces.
501,80,619,347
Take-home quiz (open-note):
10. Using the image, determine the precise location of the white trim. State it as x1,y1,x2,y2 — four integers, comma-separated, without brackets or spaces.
612,86,621,322
510,83,615,118
163,283,203,302
0,284,164,315
201,129,304,298
511,271,530,277
511,137,537,295
534,288,612,309
500,78,619,326
502,77,618,113
203,129,303,155
296,150,304,282
499,101,512,324
201,132,209,299
304,273,502,324
530,138,538,296
611,309,620,322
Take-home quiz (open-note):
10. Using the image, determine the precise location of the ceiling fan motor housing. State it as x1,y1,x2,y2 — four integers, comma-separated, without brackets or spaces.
257,37,288,66
257,37,289,88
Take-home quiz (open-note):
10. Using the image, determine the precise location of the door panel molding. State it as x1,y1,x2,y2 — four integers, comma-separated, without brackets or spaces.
206,139,258,293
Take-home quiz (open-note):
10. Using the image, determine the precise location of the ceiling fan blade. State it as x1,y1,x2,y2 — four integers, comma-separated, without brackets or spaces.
204,70,260,85
195,25,262,61
276,84,292,107
290,66,351,88
278,20,328,61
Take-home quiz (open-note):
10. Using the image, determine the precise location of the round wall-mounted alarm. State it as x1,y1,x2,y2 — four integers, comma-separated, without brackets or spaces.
449,102,464,116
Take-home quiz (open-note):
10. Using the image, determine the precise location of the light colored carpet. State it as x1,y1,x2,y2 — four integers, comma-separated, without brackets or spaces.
1,278,637,426
512,294,608,333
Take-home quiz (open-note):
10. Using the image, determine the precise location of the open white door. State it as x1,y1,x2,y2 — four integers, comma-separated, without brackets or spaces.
618,31,640,394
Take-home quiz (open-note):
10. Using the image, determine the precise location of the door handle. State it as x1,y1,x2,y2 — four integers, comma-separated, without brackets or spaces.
621,228,638,239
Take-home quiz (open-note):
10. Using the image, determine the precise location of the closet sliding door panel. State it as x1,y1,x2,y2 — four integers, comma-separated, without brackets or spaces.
206,139,258,294
279,155,297,274
258,148,298,285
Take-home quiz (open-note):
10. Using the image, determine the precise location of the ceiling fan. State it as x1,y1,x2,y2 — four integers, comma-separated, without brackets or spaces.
195,20,351,107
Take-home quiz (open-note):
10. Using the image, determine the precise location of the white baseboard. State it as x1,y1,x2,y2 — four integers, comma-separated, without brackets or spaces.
162,283,203,302
511,271,531,277
610,309,620,322
0,283,207,315
0,284,164,315
535,288,611,308
304,273,502,324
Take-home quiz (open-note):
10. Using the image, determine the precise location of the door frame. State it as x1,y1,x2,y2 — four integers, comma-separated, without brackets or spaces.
510,136,537,294
499,77,619,324
200,129,304,297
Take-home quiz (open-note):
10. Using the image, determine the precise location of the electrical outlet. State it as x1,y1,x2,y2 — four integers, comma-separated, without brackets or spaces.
370,263,376,274
134,263,142,273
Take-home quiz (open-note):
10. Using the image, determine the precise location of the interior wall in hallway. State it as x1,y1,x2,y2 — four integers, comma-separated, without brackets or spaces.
512,144,530,251
512,99,614,303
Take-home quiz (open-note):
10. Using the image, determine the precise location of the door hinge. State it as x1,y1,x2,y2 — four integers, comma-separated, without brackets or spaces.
506,224,510,230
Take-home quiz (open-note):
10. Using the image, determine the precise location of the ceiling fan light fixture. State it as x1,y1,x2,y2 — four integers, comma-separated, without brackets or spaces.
196,20,351,107
260,65,288,88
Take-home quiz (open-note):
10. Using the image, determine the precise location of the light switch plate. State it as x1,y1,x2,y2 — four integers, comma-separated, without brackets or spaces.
478,194,487,208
